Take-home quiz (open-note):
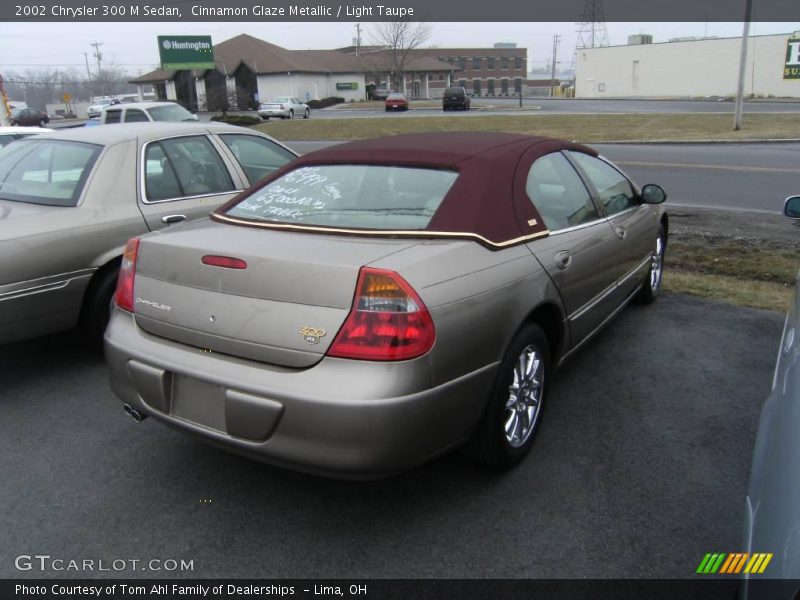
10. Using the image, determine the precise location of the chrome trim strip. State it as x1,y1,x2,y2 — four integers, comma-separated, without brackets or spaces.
559,282,643,366
772,312,790,391
0,269,95,301
547,217,607,236
210,212,551,249
567,255,650,322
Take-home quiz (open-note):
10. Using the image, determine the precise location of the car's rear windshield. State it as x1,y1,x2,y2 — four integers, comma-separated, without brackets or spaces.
148,104,194,122
224,164,458,230
0,139,101,207
444,88,464,97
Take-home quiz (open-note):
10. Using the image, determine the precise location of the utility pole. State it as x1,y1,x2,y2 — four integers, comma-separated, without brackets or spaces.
90,41,103,96
551,34,561,97
84,52,93,101
733,0,753,131
355,23,361,56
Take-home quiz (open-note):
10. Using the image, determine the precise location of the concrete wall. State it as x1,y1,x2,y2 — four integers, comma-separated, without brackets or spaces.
256,73,366,103
575,33,800,98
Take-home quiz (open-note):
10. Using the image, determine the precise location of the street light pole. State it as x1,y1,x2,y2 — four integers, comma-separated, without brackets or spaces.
733,0,753,131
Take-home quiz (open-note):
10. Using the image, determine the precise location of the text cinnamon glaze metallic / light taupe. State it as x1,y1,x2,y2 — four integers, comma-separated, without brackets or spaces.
104,132,668,479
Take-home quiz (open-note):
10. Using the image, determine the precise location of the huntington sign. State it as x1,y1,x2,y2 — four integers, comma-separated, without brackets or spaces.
785,37,800,79
158,36,215,70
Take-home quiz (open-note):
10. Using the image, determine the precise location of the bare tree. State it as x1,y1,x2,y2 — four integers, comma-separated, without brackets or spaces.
370,20,432,91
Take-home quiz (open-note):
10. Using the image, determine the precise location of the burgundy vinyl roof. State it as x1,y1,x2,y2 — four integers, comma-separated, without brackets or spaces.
215,132,598,247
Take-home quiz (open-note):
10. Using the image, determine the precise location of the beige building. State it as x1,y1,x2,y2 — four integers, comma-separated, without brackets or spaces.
575,32,800,98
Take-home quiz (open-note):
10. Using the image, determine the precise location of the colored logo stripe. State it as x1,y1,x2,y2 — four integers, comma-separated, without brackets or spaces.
697,553,773,574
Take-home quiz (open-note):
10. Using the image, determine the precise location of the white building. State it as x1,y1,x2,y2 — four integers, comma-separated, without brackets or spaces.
575,32,800,98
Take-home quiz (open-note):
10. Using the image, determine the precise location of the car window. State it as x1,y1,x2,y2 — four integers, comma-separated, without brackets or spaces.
105,109,122,124
0,140,101,207
147,104,194,122
568,152,638,216
124,109,149,123
218,134,295,185
525,152,599,231
224,165,458,230
144,135,234,201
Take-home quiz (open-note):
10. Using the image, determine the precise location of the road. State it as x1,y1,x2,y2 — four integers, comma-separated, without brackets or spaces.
312,98,800,119
0,294,783,579
286,141,800,214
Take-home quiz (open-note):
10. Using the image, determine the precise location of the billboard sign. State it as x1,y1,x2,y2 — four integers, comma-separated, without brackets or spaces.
158,36,215,70
336,82,359,90
785,36,800,79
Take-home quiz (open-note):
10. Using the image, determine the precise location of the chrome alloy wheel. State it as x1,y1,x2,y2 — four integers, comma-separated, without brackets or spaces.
504,345,544,448
650,235,664,292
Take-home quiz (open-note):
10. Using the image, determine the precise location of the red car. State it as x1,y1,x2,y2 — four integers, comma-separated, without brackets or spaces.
385,93,409,112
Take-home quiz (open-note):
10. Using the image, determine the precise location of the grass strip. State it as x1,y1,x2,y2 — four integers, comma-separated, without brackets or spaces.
254,112,800,142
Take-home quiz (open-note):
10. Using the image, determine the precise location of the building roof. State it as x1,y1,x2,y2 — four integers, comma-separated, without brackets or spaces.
131,34,368,84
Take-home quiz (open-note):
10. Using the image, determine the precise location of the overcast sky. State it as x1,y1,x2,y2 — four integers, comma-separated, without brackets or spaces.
1,21,799,76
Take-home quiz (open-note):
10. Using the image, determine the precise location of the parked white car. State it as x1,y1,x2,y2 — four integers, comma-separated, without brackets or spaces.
257,97,310,120
101,101,199,124
87,98,121,118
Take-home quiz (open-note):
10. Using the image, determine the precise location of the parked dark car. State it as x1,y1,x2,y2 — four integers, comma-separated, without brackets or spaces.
443,87,470,111
9,108,50,127
385,93,409,111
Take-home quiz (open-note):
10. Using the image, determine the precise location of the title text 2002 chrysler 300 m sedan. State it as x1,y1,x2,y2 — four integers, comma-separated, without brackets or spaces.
105,132,668,479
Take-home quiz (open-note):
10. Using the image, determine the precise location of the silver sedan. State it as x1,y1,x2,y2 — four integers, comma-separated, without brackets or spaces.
258,96,310,120
0,122,297,345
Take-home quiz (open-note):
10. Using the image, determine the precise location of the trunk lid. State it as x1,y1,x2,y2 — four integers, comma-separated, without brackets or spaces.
132,220,419,367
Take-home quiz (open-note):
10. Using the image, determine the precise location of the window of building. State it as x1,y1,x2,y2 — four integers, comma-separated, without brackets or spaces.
515,56,523,70
473,57,481,69
501,78,509,95
439,74,444,80
488,57,496,69
514,78,522,94
459,58,466,70
458,79,467,89
472,79,482,96
501,57,509,69
487,79,495,96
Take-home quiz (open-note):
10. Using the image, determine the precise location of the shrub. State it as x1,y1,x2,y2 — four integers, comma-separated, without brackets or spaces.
210,114,262,126
307,96,345,109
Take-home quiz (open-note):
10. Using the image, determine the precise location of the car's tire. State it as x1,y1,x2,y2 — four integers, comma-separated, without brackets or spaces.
262,116,269,121
466,323,550,469
288,109,294,119
635,224,666,304
303,108,310,119
79,264,120,347
9,119,17,126
39,119,47,128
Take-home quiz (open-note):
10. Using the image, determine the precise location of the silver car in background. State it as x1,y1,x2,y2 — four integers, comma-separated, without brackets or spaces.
105,132,668,479
0,122,297,345
258,96,310,120
741,196,800,594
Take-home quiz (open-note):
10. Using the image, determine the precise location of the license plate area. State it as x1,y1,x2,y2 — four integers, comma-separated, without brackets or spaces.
171,374,226,432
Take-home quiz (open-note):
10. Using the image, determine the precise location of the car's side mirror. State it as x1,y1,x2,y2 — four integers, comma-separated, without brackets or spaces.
641,184,667,204
784,195,800,219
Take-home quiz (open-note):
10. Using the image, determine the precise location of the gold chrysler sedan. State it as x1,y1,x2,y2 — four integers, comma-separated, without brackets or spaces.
0,122,296,344
105,132,668,479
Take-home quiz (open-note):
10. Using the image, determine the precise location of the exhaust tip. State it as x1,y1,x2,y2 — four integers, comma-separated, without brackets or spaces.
123,403,147,422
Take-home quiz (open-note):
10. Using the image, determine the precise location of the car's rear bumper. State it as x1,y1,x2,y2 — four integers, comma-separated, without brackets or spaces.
105,309,497,479
258,109,290,118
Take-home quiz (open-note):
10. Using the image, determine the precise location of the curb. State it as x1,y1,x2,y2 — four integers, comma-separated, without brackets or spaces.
594,138,800,145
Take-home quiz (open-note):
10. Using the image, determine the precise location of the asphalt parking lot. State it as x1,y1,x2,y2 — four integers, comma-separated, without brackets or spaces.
0,293,783,579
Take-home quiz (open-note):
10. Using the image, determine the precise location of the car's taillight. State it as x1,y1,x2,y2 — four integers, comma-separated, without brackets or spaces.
327,267,435,361
114,238,140,312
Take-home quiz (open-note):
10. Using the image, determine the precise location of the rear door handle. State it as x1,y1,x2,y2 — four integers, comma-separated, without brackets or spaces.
161,214,186,225
614,226,627,240
554,250,572,270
